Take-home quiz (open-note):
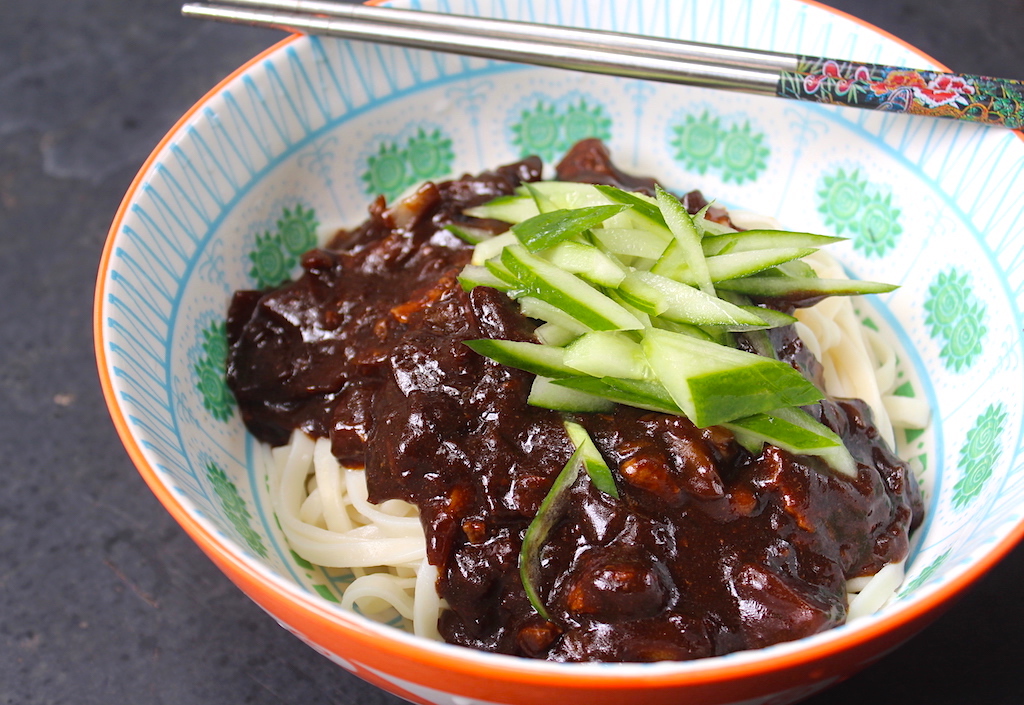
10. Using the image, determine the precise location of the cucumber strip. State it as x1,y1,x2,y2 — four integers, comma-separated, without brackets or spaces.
511,205,630,253
591,226,671,259
516,296,593,336
703,247,818,283
553,377,682,416
457,264,514,292
615,271,669,316
519,445,584,619
483,258,521,287
702,230,844,256
776,260,818,278
564,421,619,497
464,194,538,223
534,322,580,347
501,245,644,331
519,181,612,210
738,328,778,359
546,241,628,287
472,231,518,265
528,376,614,413
734,305,797,329
606,289,655,328
563,331,648,379
697,218,737,237
715,274,898,299
641,328,823,427
463,339,579,379
445,223,495,245
523,183,560,214
724,407,857,478
620,271,767,327
654,186,715,297
650,317,719,341
593,184,667,229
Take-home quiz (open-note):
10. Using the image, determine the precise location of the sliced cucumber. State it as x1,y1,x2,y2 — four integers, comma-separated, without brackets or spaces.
546,241,628,287
776,260,818,278
500,245,644,331
457,264,513,292
517,296,593,336
519,444,582,620
563,331,647,379
641,328,823,427
703,247,817,283
734,305,797,329
552,377,682,416
460,180,896,478
528,376,614,412
702,230,844,256
715,274,898,299
464,194,538,223
619,271,769,328
472,231,518,266
483,257,521,287
724,407,857,478
445,223,496,245
534,321,580,347
591,226,671,259
519,181,612,210
593,184,667,229
463,339,578,379
564,421,619,497
511,204,629,253
653,186,715,297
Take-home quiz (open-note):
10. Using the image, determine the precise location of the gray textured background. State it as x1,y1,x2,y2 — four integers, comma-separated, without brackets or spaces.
3,1,1023,703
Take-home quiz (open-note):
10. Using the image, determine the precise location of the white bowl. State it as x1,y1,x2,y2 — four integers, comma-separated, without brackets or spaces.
96,0,1024,703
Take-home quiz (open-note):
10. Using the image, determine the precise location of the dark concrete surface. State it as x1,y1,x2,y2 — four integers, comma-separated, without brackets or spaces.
1,0,1022,703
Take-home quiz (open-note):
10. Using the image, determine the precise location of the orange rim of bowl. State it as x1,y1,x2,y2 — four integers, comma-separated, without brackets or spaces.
94,0,1024,693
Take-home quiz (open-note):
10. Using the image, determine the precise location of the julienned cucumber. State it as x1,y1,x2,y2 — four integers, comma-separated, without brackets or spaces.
459,179,888,477
715,273,898,298
725,407,857,478
519,441,582,620
519,420,619,618
564,420,619,497
642,328,823,427
500,245,644,331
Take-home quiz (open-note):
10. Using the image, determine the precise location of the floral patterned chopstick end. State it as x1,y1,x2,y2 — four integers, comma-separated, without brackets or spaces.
781,57,1024,130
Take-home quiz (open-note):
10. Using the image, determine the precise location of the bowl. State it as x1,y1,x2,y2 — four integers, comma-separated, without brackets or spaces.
95,0,1024,703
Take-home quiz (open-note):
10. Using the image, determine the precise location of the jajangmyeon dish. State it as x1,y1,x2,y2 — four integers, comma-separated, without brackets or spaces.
226,139,925,662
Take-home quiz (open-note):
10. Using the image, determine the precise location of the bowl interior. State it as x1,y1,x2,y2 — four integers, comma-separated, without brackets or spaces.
98,0,1024,683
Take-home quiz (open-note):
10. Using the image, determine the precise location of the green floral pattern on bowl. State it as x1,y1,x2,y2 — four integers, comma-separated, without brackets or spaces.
361,127,455,201
923,268,987,372
248,204,319,289
816,168,903,257
510,96,613,162
953,404,1008,508
193,320,234,422
669,110,769,184
206,460,267,558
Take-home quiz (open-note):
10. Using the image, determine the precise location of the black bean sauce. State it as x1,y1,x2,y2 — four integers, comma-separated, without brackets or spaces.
226,139,923,662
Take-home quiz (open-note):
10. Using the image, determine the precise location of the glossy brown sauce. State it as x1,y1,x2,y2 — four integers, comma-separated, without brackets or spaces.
226,139,923,662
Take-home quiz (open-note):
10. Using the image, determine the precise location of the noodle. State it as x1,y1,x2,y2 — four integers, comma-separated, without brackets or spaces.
263,433,438,634
261,212,929,639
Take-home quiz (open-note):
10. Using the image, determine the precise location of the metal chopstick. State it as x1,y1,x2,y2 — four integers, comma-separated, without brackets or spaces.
181,0,1024,129
204,0,800,73
181,2,781,95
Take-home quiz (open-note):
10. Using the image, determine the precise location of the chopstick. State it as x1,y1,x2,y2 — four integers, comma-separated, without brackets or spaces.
181,0,1024,130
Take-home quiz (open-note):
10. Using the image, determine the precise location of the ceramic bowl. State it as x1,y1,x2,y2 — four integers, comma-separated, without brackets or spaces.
95,0,1024,703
